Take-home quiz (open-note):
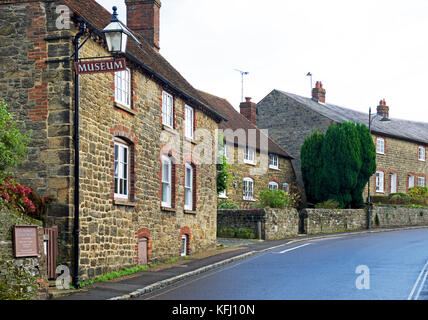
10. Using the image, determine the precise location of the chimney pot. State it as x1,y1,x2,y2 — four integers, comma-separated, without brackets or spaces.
377,99,390,118
312,80,326,103
239,98,257,126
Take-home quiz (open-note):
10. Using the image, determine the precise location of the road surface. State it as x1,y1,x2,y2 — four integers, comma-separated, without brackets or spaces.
138,228,428,300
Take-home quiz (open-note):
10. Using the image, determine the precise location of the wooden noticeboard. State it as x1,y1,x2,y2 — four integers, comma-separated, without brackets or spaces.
13,225,39,258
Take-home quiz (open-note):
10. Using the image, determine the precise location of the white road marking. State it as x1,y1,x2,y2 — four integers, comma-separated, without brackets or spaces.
408,260,428,300
274,243,312,254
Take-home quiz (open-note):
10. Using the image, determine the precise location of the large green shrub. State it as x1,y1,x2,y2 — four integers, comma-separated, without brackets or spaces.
0,100,30,181
218,200,239,210
301,122,376,208
259,189,288,208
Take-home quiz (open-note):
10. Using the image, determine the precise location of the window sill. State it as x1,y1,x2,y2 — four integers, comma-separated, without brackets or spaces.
269,166,280,171
161,206,176,213
184,136,197,145
162,124,178,135
218,195,228,199
184,210,197,215
243,198,257,202
114,102,136,115
243,160,256,166
113,199,136,207
376,152,385,155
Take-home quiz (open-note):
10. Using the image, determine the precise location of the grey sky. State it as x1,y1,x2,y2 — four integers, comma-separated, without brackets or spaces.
97,0,428,123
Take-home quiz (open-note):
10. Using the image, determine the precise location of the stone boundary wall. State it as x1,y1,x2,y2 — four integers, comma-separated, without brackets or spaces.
0,206,47,299
217,208,300,240
302,206,428,234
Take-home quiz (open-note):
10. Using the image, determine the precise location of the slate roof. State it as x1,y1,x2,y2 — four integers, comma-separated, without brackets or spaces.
276,90,428,145
62,0,226,123
197,90,293,159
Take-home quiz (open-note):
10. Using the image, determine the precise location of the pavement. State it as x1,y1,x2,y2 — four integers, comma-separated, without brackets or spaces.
52,226,428,300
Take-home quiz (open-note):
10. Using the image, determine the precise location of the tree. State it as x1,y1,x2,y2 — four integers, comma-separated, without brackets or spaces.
300,130,324,204
0,100,30,181
301,122,376,208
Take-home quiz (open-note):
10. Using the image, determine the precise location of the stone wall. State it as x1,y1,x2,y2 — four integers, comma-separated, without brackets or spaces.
303,206,428,234
219,143,296,209
217,208,300,240
0,1,74,266
0,206,47,299
303,208,367,235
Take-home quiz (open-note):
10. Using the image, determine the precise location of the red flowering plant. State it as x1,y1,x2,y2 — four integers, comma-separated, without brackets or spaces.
0,177,36,214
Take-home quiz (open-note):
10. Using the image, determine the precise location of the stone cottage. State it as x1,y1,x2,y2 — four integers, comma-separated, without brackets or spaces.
197,91,296,208
257,83,428,200
0,0,227,283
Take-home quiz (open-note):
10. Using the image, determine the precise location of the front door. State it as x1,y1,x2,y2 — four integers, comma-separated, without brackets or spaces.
138,238,148,266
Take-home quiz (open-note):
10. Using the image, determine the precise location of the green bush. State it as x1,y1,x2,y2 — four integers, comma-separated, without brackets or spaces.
259,189,288,208
408,186,428,201
0,100,31,181
235,228,256,239
315,199,341,209
217,227,236,238
218,200,239,210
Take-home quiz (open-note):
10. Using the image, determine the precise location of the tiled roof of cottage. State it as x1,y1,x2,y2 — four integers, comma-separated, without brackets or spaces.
197,90,293,159
62,0,227,123
276,90,428,145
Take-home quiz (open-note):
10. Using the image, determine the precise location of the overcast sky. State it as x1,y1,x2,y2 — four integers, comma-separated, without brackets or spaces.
97,0,428,123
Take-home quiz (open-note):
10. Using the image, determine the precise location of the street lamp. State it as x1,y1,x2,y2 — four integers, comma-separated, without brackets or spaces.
72,7,132,288
366,107,390,229
102,6,130,54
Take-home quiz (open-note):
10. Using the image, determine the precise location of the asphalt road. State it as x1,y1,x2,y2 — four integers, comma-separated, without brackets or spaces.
138,228,428,300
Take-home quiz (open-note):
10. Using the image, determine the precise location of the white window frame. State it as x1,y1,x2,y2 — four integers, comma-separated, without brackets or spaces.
244,146,255,164
114,141,129,200
184,105,194,139
161,155,172,208
180,234,188,256
222,142,228,160
418,176,425,187
184,163,193,211
268,181,279,190
390,172,397,193
376,137,385,155
114,68,131,107
376,171,384,193
243,177,254,200
408,174,415,189
418,146,426,162
162,91,174,128
269,154,279,169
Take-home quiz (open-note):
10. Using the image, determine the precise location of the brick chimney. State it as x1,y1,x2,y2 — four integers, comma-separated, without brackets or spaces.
376,99,389,118
312,81,326,103
125,0,161,51
240,97,257,125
